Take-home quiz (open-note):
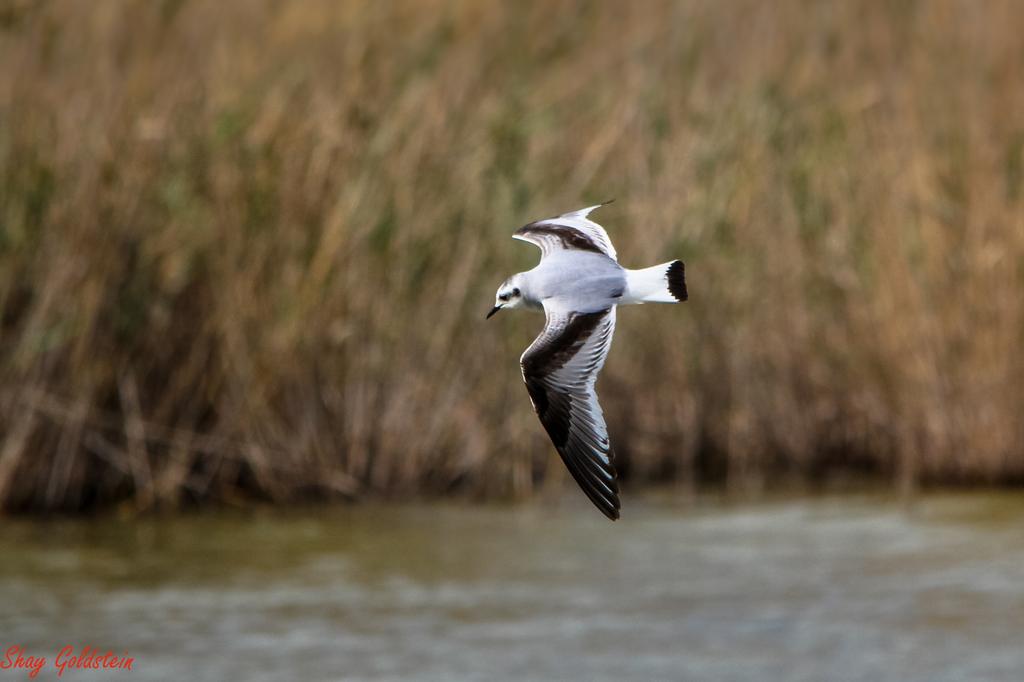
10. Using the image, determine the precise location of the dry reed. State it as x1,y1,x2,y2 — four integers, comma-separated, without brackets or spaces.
1,0,1023,511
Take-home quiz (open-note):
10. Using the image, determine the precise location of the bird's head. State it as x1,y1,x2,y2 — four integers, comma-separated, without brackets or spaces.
487,275,525,319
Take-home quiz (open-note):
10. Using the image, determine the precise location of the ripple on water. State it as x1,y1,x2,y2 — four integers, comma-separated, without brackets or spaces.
1,494,1023,682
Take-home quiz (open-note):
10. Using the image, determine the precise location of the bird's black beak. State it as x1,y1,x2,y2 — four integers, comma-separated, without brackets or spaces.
486,305,502,320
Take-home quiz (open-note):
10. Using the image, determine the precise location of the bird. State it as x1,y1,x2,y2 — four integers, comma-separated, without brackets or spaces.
487,202,687,520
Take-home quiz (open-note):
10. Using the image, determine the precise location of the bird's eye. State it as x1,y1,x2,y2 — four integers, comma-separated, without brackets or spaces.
512,288,520,296
499,293,509,302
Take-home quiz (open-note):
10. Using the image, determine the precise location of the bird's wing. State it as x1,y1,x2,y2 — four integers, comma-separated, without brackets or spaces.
513,202,618,261
520,304,620,520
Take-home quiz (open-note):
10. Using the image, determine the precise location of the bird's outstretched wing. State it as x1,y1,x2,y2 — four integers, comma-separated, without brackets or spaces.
520,305,620,520
513,202,618,261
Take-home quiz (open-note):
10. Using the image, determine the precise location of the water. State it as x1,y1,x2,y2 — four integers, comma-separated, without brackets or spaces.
1,493,1023,681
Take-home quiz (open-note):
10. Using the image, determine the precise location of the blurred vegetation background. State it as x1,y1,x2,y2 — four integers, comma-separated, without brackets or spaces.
1,0,1022,512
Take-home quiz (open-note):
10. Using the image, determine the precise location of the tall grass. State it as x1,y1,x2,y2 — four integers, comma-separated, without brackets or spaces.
1,0,1022,511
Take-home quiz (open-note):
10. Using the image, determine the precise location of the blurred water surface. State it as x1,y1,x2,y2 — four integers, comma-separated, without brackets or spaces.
2,493,1023,682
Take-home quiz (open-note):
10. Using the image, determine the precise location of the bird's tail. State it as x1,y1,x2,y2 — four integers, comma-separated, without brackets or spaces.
622,260,688,304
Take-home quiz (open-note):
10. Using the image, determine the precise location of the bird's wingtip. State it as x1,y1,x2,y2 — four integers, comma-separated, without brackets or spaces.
573,199,615,219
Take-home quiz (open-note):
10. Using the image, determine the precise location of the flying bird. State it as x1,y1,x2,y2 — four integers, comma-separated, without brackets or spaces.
488,202,687,520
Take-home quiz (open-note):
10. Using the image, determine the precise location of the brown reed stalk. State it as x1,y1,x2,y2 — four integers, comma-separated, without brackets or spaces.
0,0,1022,511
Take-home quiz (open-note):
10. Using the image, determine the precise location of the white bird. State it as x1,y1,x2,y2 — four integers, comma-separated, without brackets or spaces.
488,202,688,520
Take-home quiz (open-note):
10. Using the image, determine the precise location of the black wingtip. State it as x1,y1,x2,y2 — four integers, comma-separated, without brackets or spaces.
571,453,621,521
599,493,621,520
585,486,621,521
667,260,687,302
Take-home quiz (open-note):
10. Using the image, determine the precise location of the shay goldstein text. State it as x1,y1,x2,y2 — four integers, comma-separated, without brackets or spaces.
1,645,134,678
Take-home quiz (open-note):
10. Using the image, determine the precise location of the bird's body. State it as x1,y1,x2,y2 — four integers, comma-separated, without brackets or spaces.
489,202,688,520
519,250,625,313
